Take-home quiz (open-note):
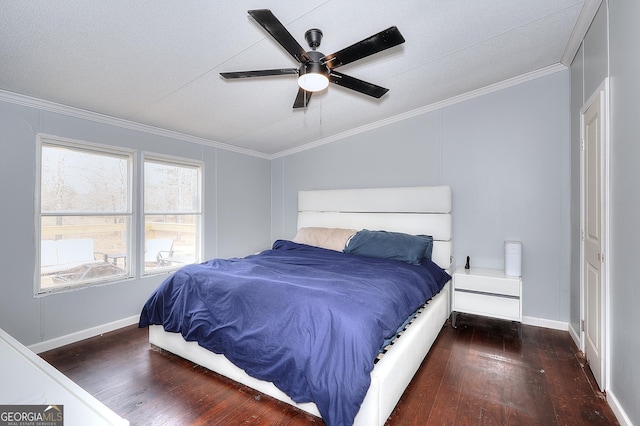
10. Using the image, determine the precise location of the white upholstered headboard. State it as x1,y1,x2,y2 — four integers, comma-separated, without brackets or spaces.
297,186,452,271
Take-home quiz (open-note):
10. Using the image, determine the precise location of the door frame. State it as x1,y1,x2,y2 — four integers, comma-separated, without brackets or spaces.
579,78,610,391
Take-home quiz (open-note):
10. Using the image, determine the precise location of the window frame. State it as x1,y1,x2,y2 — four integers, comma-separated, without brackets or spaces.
35,134,135,296
141,153,203,276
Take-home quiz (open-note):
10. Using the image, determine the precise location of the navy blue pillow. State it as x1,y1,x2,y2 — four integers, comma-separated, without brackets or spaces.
420,256,452,291
419,234,434,260
344,230,433,265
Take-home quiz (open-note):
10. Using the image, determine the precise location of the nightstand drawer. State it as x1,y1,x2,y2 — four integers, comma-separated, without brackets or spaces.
454,291,520,320
454,272,520,297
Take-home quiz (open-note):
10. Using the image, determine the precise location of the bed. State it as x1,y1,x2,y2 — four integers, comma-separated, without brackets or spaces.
139,185,452,425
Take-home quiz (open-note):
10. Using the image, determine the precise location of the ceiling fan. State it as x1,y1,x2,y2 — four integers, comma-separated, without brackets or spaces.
220,9,406,108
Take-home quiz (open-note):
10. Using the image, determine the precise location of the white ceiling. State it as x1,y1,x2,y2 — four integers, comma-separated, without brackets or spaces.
0,1,596,156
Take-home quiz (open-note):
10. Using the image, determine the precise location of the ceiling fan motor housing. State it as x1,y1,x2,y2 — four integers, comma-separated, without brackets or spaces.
299,50,328,77
305,28,323,50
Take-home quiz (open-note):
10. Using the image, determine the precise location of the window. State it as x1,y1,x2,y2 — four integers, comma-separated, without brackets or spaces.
36,136,203,294
143,156,201,274
37,136,133,294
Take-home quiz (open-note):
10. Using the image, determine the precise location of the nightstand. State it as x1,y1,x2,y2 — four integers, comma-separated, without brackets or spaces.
451,267,522,336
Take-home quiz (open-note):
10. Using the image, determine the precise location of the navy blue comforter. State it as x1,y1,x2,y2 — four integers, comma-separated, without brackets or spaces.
139,240,448,425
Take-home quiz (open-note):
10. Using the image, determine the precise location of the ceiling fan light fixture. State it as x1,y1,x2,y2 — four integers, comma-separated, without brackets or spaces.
298,62,329,92
222,10,405,107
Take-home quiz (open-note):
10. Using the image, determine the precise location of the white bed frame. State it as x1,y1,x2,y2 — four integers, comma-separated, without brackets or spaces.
148,185,452,425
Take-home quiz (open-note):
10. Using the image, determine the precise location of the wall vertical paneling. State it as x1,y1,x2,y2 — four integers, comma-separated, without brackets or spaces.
441,71,571,321
568,0,640,422
0,100,271,346
215,149,272,258
607,0,640,422
275,70,571,323
569,42,584,339
0,102,43,345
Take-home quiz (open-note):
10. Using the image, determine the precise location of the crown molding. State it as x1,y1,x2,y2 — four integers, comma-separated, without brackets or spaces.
1,62,567,161
272,63,567,159
0,89,271,160
561,0,603,66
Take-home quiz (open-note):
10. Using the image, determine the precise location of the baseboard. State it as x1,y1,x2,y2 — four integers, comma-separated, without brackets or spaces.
525,318,632,425
568,322,581,349
522,316,568,331
28,315,140,354
607,389,633,426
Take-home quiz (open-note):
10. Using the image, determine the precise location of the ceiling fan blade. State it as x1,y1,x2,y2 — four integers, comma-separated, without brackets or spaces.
293,88,312,108
329,71,389,98
220,68,298,79
322,26,405,69
248,9,310,64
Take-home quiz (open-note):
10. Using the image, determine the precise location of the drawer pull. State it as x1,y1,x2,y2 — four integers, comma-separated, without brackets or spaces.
455,288,519,300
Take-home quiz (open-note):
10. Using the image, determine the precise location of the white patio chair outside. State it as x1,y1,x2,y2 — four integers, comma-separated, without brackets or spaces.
145,238,174,266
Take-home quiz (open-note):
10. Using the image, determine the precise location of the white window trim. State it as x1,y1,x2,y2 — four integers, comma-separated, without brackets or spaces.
35,134,136,296
141,152,203,276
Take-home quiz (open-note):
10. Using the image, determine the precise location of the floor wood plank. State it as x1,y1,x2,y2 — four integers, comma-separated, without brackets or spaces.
40,314,619,425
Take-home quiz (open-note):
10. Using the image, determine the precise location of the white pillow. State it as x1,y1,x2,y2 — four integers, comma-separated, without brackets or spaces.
293,227,357,252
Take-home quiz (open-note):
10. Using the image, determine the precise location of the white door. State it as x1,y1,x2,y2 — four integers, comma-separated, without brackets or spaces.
582,85,607,391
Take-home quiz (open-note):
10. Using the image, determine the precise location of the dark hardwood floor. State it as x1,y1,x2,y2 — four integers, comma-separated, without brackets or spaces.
40,315,619,425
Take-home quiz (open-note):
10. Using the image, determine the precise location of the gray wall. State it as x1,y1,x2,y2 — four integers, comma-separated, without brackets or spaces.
569,42,584,343
570,1,638,423
568,0,610,345
271,110,444,242
273,70,571,323
3,3,637,420
0,100,272,346
608,0,639,423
